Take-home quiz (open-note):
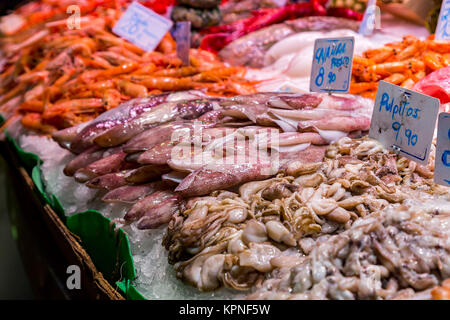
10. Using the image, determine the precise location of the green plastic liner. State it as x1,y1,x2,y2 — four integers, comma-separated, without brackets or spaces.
116,279,146,300
66,211,136,284
3,133,147,300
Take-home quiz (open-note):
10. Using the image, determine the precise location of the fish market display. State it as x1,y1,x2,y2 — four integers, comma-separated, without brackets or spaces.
163,137,449,295
54,91,373,231
218,16,360,68
0,2,255,134
2,0,450,303
350,35,450,99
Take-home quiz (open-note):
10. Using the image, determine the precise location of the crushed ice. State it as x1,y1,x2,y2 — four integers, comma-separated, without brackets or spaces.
11,127,238,299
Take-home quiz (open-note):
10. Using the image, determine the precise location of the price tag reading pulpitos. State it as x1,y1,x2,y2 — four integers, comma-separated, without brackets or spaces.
112,1,173,52
435,113,450,187
369,81,440,165
435,0,450,41
310,37,354,93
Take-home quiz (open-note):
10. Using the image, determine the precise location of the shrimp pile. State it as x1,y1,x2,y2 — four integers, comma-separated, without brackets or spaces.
0,0,122,36
0,2,256,133
350,35,450,99
163,136,448,293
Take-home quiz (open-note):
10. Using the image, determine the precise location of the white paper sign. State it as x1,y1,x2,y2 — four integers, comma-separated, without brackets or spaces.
369,81,440,165
436,0,450,41
310,37,354,93
435,113,450,186
359,0,378,36
112,1,173,52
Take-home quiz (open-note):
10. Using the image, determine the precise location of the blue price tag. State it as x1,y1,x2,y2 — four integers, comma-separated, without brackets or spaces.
369,81,440,165
436,0,450,41
359,0,378,36
173,21,191,66
310,37,354,94
112,1,173,52
435,113,450,187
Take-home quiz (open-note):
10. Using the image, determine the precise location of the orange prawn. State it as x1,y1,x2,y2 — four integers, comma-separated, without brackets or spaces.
423,52,444,71
42,98,104,119
156,33,177,55
192,67,241,82
116,80,148,98
141,77,195,91
152,66,198,78
19,100,45,112
102,88,122,110
21,112,56,133
349,82,378,94
383,73,406,85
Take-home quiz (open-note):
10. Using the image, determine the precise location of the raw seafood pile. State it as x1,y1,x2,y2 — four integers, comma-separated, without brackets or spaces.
163,137,449,294
53,91,373,231
2,0,450,303
0,0,173,33
220,0,288,25
350,35,450,99
171,0,222,30
248,198,450,300
218,16,360,68
0,2,255,133
244,28,395,93
329,0,367,13
0,0,121,35
413,66,450,108
199,0,362,53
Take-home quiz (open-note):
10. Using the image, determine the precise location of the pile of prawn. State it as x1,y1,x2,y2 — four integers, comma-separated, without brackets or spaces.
0,0,122,36
0,2,256,133
350,35,450,99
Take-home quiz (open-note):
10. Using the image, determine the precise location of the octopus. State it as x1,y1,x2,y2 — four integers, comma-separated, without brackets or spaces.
163,137,450,296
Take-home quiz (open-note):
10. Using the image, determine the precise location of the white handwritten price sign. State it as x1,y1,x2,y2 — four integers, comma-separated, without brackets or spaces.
435,113,450,187
436,0,450,41
112,1,173,52
310,37,354,93
369,81,440,165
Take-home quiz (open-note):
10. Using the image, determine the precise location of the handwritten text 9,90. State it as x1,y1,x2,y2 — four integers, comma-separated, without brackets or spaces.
378,92,421,146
